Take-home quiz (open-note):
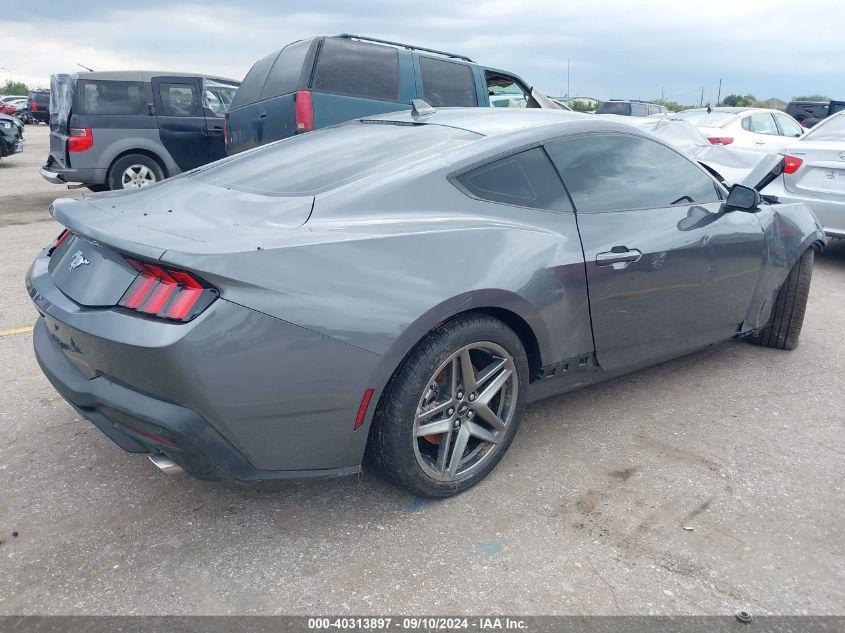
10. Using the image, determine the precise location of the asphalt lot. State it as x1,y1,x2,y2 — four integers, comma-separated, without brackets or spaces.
0,125,843,615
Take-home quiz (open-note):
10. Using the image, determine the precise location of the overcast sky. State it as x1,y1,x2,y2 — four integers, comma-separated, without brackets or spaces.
2,0,843,103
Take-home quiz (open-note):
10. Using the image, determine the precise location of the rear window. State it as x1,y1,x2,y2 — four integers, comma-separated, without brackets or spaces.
674,110,737,127
419,57,477,107
596,102,631,115
803,114,845,141
261,39,312,100
230,50,279,109
312,38,399,101
196,122,478,196
73,80,148,116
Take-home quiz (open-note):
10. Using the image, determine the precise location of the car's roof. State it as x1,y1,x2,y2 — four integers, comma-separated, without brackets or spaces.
75,70,239,84
363,107,593,137
684,106,781,115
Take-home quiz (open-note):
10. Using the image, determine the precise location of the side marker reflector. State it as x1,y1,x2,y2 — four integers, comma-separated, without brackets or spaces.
354,388,375,430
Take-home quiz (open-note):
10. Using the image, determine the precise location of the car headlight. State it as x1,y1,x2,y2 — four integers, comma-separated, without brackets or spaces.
0,121,12,129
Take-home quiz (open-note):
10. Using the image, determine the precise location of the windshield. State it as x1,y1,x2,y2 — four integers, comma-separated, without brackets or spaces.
803,113,845,142
674,110,737,127
596,102,631,115
196,121,480,196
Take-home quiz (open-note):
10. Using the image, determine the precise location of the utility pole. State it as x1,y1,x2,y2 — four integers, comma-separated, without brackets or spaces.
700,87,704,107
567,59,570,99
660,87,664,103
716,78,722,105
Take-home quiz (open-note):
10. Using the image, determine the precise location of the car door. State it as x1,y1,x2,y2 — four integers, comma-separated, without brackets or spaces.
740,112,784,151
545,132,766,372
152,76,210,171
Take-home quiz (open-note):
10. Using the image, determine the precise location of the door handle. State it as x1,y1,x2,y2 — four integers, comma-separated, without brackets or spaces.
754,140,765,145
206,127,224,136
596,247,642,270
258,112,267,119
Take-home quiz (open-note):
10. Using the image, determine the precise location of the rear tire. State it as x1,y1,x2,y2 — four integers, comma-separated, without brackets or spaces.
751,248,814,350
370,314,529,498
107,154,164,190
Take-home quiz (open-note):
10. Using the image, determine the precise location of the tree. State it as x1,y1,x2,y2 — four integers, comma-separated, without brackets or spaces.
721,94,757,107
570,100,596,112
1,80,30,95
792,94,829,102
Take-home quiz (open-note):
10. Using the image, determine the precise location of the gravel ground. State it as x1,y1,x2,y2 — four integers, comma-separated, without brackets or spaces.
0,126,843,615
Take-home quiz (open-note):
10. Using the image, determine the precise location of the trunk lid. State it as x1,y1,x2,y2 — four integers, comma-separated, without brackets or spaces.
49,178,314,306
784,141,845,201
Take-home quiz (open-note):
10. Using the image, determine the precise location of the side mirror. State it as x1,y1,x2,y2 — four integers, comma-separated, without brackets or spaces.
725,184,762,211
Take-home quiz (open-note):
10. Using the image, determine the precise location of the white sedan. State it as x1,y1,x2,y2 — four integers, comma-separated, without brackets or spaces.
762,111,845,239
674,107,804,152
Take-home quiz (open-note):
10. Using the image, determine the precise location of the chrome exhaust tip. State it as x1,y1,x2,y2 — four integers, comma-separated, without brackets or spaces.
148,453,184,476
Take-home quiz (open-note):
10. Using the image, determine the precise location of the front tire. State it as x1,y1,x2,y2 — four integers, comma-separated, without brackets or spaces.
751,248,814,350
107,154,164,190
370,314,529,498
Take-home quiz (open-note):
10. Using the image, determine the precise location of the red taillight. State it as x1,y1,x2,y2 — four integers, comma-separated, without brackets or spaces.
67,128,93,152
31,102,38,111
354,388,375,430
784,155,803,174
48,229,72,256
707,136,734,145
119,259,217,322
223,113,229,146
294,90,314,132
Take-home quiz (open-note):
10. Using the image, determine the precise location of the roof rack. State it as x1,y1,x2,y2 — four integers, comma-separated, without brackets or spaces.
336,34,474,62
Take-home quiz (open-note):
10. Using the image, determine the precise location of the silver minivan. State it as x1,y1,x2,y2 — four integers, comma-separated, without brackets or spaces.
40,71,239,190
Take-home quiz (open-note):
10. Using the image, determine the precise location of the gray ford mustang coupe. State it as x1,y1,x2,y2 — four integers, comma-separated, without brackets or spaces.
27,107,824,497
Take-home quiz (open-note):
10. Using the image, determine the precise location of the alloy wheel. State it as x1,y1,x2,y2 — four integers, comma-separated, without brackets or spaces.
121,164,157,189
412,341,518,482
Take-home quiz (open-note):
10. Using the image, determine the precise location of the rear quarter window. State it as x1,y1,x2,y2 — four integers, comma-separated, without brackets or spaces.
73,80,149,116
454,147,572,212
311,38,399,101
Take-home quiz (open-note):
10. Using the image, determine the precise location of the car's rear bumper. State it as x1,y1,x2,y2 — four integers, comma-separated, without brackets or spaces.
39,157,105,186
32,318,360,481
27,250,381,481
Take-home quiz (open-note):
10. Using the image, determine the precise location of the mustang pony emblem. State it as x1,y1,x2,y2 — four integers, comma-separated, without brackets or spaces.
68,250,91,271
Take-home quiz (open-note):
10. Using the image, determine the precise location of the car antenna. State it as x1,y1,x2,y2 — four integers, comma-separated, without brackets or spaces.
76,62,94,72
411,99,436,117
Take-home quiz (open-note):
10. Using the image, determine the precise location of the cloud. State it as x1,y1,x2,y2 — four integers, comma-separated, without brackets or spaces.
1,0,843,102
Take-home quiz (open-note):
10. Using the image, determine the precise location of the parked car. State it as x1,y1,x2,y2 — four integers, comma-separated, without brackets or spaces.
0,113,24,161
786,100,829,128
0,98,27,116
0,95,28,104
595,99,668,116
762,111,845,239
27,89,50,124
28,108,824,496
674,107,804,152
226,34,538,154
40,71,240,191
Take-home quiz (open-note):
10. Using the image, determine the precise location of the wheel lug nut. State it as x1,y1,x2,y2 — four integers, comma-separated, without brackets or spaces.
447,408,455,416
467,410,474,419
469,393,476,401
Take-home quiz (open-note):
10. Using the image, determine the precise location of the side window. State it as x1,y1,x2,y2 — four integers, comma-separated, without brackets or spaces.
748,113,779,135
261,39,312,100
486,72,528,108
158,83,200,117
630,103,649,116
454,147,572,212
312,38,399,101
774,113,803,137
74,80,148,116
545,133,721,213
420,57,477,107
230,50,278,109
